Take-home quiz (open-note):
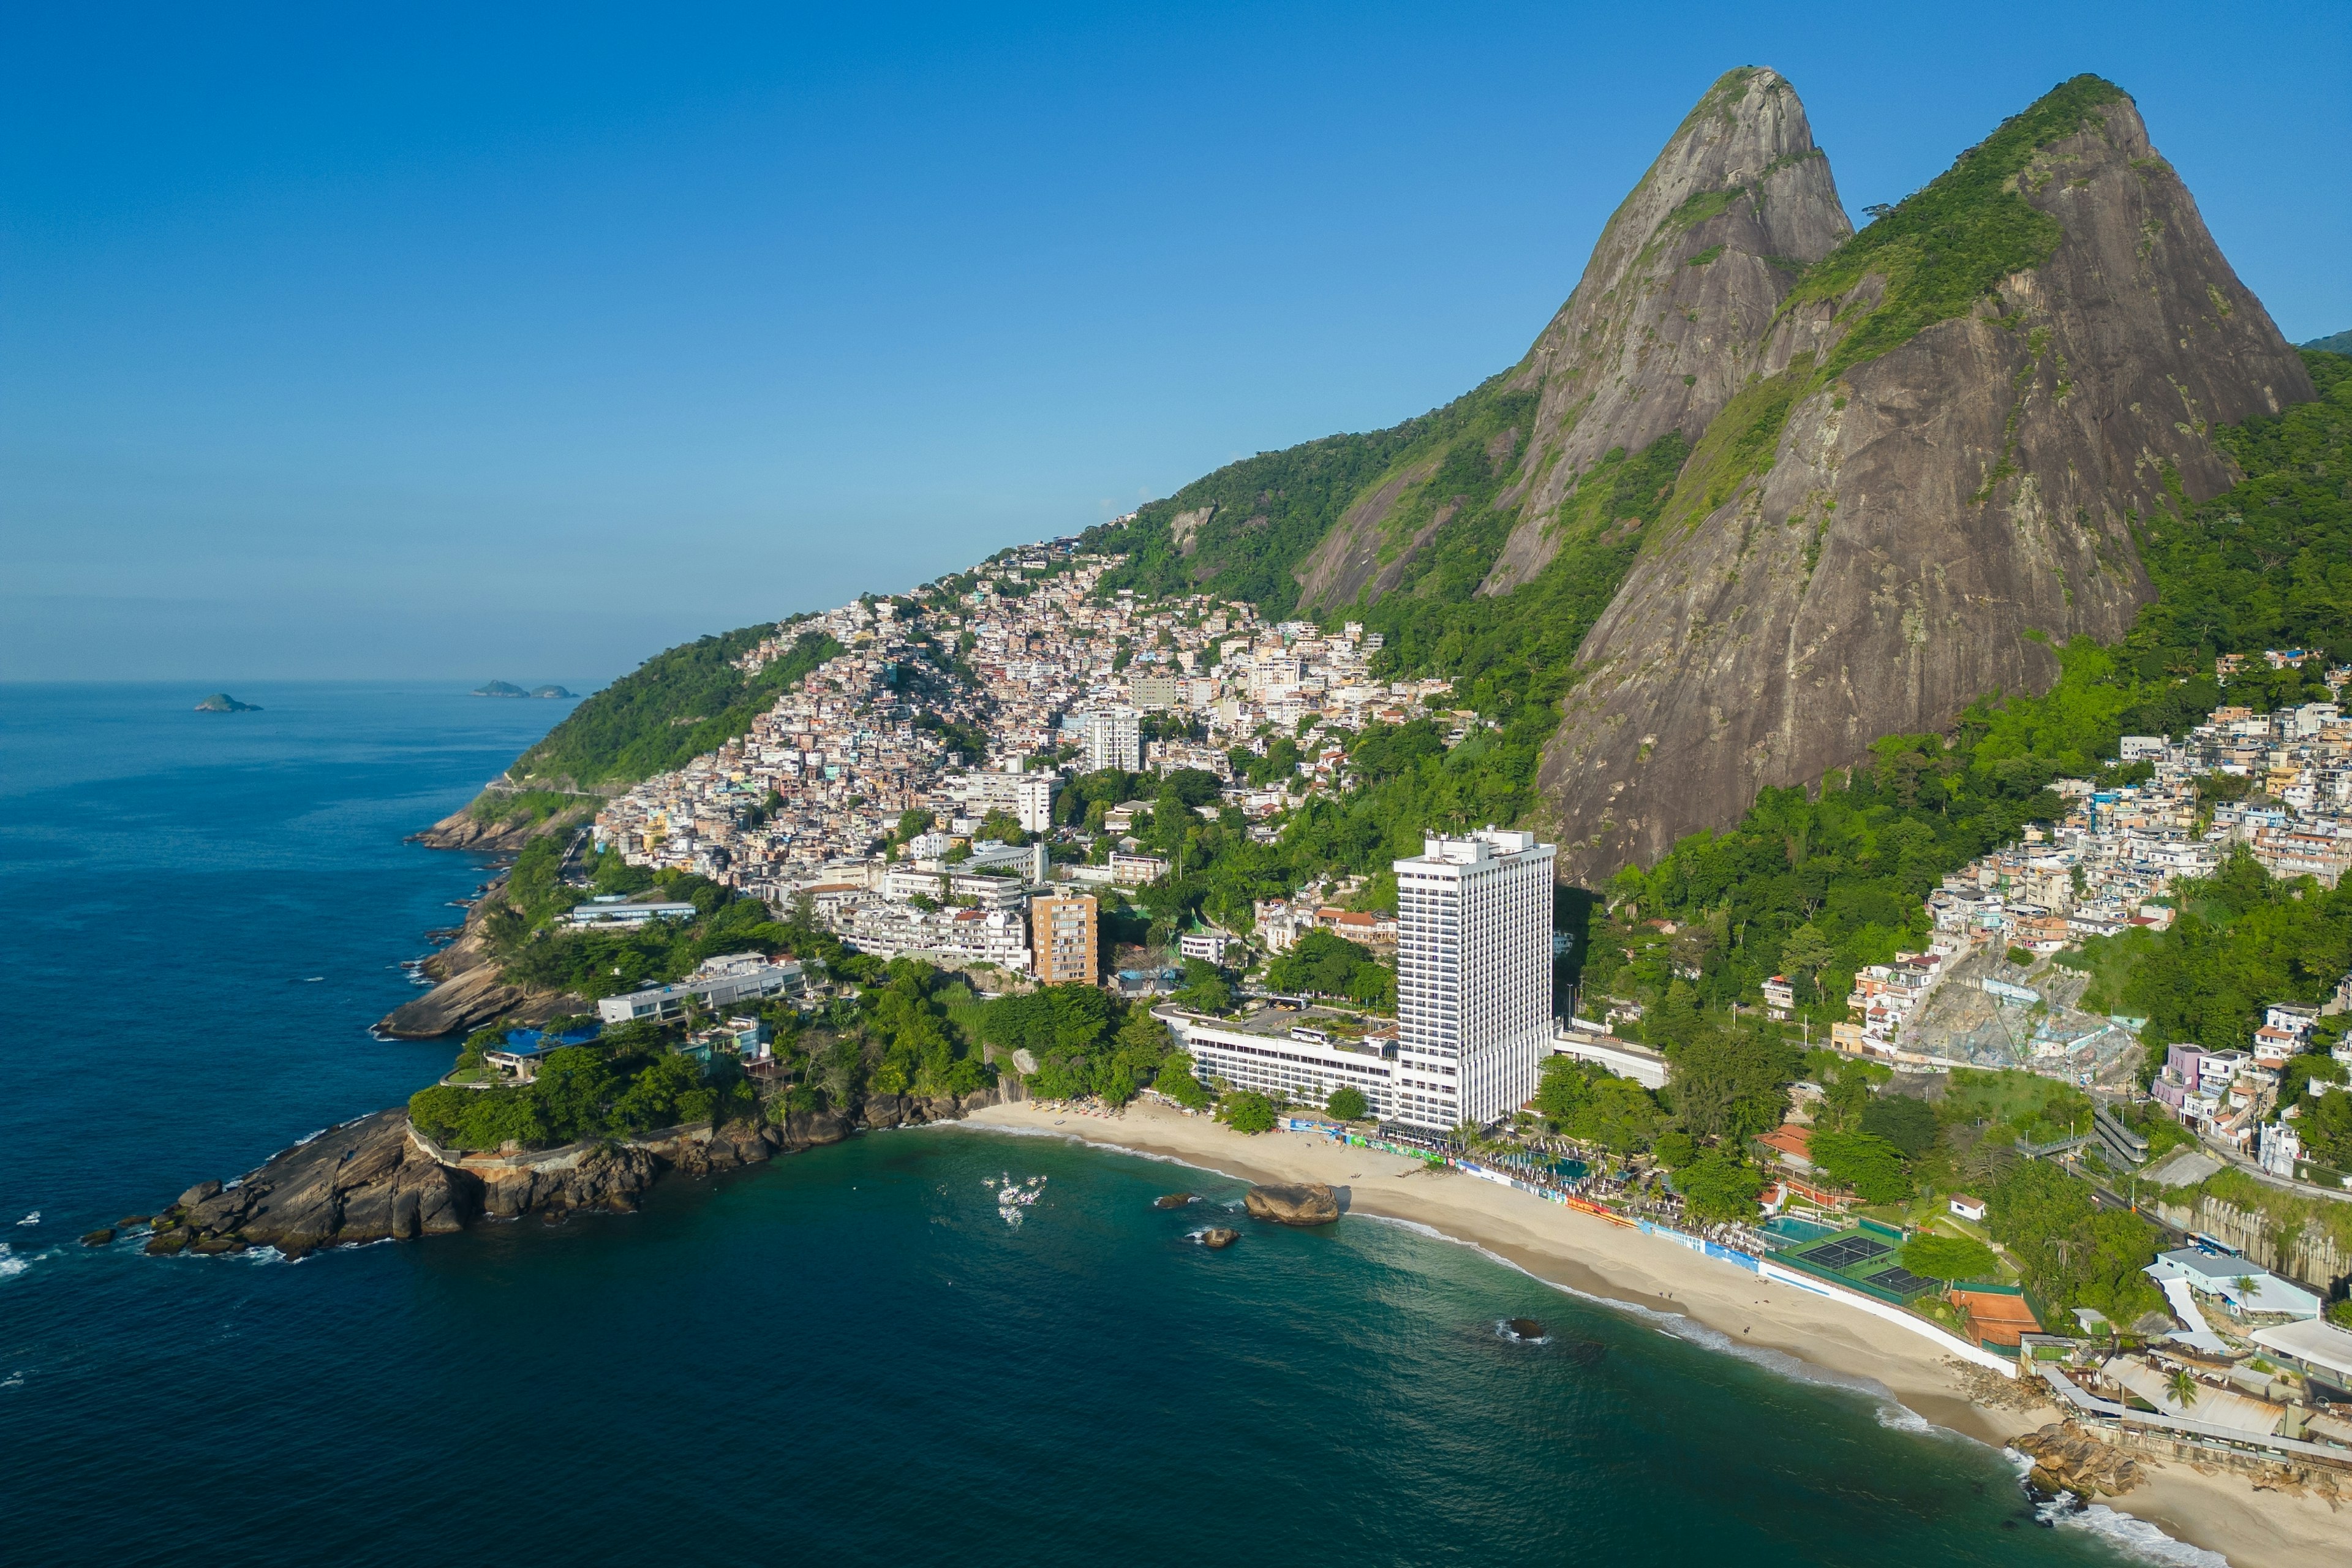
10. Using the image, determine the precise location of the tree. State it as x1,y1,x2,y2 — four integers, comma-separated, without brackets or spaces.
1901,1234,1999,1283
1532,1056,1595,1124
1676,1153,1765,1223
1653,1130,1697,1169
1224,1091,1277,1134
1175,958,1233,1014
1860,1094,1938,1159
1572,1077,1664,1153
1326,1085,1369,1122
1157,1051,1210,1110
1267,929,1376,997
1808,1130,1912,1204
2166,1366,2201,1412
1781,922,1834,990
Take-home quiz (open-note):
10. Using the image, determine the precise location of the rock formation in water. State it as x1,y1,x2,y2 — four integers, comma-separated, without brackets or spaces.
1537,78,2313,881
1243,1182,1341,1226
146,1091,1005,1257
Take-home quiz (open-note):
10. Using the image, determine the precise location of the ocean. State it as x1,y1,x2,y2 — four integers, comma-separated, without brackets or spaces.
0,684,2203,1566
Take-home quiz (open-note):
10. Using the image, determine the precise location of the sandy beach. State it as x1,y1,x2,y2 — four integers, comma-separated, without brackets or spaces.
961,1099,2345,1568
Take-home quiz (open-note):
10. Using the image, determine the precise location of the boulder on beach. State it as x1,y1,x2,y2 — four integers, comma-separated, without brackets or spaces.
1153,1192,1196,1209
1199,1227,1240,1250
2013,1422,2146,1498
1243,1182,1340,1226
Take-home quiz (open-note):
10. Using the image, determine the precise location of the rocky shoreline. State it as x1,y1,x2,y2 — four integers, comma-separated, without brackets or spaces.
145,1088,1007,1259
374,870,584,1039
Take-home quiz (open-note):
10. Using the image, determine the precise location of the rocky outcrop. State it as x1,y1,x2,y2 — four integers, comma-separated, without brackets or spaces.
1198,1227,1240,1249
1292,458,1445,612
2014,1422,2148,1498
410,796,595,853
1243,1182,1341,1226
375,874,585,1039
1540,83,2315,881
146,1087,1008,1257
1480,67,1853,595
145,1111,480,1258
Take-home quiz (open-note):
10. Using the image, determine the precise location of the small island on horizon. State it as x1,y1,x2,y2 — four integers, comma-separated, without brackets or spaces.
193,692,260,712
473,680,575,699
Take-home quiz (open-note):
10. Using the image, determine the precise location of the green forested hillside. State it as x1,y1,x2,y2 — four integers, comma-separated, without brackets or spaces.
508,625,841,792
1088,374,1525,615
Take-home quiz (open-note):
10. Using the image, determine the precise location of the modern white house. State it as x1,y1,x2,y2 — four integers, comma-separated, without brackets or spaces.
1391,828,1556,1131
2146,1247,2323,1319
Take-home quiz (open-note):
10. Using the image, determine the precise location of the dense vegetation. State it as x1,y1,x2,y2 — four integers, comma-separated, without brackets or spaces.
1087,374,1525,617
410,1026,757,1152
508,625,839,791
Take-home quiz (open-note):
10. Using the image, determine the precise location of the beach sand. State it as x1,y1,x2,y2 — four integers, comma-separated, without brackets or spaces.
961,1099,2346,1568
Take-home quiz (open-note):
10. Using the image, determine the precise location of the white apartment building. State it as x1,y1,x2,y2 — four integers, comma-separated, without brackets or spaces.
1084,707,1142,773
1392,829,1556,1131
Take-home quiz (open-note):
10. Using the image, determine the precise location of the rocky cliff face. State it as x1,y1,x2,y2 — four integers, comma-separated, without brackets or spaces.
376,872,585,1039
1480,67,1853,594
145,1091,1003,1257
1539,85,2314,882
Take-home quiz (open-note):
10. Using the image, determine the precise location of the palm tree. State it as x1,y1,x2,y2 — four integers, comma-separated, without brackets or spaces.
2166,1366,2201,1412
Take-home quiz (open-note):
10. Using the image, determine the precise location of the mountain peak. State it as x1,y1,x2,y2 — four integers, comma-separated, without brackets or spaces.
1478,67,1852,593
1538,74,2315,881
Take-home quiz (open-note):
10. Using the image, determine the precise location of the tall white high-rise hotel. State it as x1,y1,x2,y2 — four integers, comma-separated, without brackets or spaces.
1392,829,1556,1130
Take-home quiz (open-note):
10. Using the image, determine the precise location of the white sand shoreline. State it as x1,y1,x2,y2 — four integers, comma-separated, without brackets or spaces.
949,1099,2345,1568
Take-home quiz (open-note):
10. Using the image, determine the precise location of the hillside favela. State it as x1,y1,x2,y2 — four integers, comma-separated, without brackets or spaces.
12,25,2352,1568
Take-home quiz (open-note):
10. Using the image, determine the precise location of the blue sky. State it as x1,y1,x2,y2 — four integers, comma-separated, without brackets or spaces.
5,1,2345,685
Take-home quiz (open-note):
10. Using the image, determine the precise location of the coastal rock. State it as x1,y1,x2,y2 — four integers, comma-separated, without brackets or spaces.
378,954,546,1039
1243,1183,1341,1227
409,797,594,853
1155,1193,1197,1210
81,1228,116,1247
149,1110,482,1256
2013,1422,2147,1498
479,1144,660,1218
1199,1227,1240,1249
766,1109,855,1153
148,1087,993,1256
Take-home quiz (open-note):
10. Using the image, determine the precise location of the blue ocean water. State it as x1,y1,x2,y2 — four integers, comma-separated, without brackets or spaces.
0,685,2177,1566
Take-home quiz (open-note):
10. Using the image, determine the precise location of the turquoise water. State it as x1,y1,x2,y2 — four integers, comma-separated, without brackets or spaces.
0,685,2183,1565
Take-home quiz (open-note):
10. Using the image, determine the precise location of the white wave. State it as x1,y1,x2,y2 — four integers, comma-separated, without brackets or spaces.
0,1371,22,1387
0,1244,26,1279
2037,1495,2228,1567
15,1211,37,1226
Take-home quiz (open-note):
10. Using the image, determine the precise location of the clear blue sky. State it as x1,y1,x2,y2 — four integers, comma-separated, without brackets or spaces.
6,1,2345,685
